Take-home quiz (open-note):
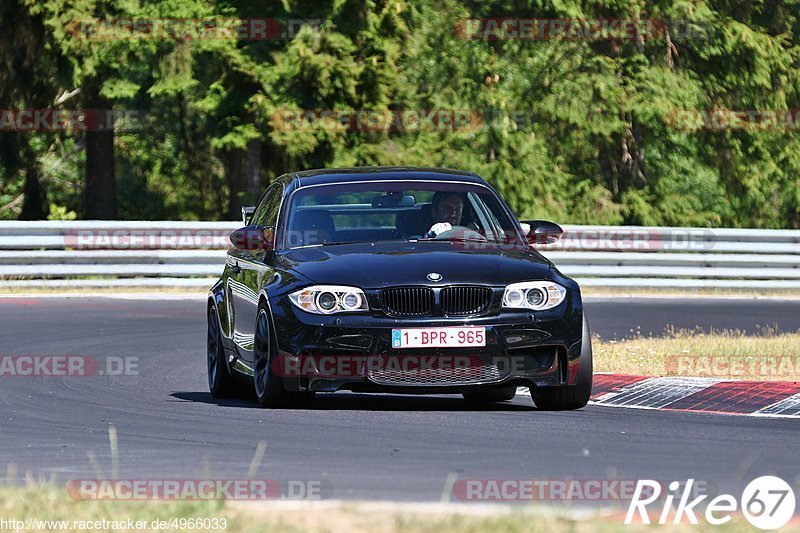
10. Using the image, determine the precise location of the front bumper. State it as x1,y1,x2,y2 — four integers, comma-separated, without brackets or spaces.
268,289,585,393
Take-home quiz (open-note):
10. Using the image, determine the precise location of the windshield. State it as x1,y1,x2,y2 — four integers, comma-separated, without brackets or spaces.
282,181,523,248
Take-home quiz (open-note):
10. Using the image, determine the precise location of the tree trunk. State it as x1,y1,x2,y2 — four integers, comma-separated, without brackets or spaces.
84,93,116,219
18,142,48,220
227,139,262,220
20,166,47,220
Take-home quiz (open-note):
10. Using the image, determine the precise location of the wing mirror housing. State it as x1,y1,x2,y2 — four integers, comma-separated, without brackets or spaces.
241,206,255,225
230,226,274,251
520,220,563,244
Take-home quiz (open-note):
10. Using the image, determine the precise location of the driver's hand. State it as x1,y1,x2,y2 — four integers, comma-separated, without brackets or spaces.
425,222,452,238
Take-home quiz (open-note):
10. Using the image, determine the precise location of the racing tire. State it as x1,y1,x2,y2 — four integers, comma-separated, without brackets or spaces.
208,303,235,397
253,302,314,408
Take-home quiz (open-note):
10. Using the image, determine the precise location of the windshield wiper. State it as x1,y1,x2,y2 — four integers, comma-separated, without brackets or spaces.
412,237,490,243
319,241,370,247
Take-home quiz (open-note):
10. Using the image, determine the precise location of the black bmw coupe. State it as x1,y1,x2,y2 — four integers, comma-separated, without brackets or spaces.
208,167,592,410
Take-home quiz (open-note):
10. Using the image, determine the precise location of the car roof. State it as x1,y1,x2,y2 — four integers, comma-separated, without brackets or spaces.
290,166,486,188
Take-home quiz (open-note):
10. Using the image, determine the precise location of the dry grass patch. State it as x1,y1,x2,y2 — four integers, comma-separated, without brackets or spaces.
0,483,793,533
594,326,800,380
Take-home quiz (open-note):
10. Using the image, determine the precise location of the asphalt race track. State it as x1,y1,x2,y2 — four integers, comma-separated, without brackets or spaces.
0,296,798,503
586,297,800,338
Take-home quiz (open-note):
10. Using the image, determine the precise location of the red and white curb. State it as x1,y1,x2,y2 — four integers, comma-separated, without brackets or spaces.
518,374,800,418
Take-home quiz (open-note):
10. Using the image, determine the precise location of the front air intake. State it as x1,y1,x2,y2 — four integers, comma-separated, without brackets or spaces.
441,286,492,316
379,287,434,317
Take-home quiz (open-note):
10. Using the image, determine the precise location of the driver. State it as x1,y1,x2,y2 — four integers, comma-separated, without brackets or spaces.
425,192,464,238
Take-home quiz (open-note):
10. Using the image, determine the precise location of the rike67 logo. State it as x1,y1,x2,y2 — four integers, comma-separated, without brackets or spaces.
626,476,796,530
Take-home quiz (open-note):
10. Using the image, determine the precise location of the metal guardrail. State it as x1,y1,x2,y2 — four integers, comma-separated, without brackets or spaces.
0,221,798,289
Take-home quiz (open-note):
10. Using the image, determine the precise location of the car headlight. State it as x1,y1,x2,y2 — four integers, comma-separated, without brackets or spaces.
289,285,369,314
502,281,566,310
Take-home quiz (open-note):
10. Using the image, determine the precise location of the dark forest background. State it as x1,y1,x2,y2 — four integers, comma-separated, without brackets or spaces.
1,0,799,226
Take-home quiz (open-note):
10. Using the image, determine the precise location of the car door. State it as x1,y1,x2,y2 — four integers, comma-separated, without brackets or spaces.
227,182,284,363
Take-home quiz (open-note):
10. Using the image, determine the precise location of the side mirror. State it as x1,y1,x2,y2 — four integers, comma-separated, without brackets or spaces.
241,206,255,225
520,220,563,244
230,226,274,251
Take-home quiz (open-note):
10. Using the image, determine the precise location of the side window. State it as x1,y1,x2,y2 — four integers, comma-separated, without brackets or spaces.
252,183,284,228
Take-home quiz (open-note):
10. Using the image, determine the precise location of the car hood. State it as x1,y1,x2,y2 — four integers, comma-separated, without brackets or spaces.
277,242,552,288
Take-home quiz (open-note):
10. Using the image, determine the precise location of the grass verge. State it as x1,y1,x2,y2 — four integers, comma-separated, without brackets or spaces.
0,484,794,532
594,326,800,380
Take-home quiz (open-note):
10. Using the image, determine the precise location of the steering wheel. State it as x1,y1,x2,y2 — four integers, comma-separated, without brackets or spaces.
432,226,488,242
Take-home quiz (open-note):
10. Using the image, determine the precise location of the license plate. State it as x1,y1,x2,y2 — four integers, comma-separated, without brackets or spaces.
391,326,486,349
